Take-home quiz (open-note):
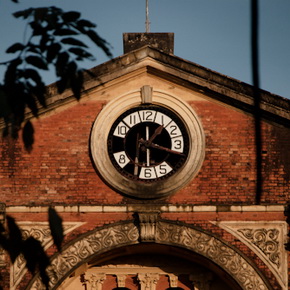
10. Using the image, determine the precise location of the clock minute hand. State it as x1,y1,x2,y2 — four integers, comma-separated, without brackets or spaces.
149,142,185,156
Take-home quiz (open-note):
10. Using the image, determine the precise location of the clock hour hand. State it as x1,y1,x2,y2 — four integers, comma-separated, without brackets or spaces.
147,125,164,145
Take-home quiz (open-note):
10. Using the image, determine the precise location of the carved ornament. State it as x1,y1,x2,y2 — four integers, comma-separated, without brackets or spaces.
27,220,269,290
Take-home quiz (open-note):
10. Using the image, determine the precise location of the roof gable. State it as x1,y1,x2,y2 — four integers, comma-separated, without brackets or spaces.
33,45,290,127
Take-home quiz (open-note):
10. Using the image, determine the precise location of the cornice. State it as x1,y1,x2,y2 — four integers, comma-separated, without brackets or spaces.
1,46,290,129
6,204,285,213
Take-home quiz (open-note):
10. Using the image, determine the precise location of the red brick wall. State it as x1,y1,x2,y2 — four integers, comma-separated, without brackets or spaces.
0,97,288,289
1,99,289,206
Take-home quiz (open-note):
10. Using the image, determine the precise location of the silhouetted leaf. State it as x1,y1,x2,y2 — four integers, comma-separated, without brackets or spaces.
56,76,68,94
53,28,78,36
22,237,50,289
30,22,44,36
56,52,69,77
46,43,61,63
62,11,80,22
4,58,22,85
48,207,63,252
86,30,112,57
68,47,93,59
23,69,41,84
77,19,96,28
6,216,23,263
24,92,38,117
13,8,33,19
6,43,25,54
31,83,47,107
0,87,11,119
85,69,96,78
40,35,51,52
61,37,87,47
71,70,84,100
20,115,34,141
26,56,48,70
2,5,112,144
26,44,41,54
0,233,9,252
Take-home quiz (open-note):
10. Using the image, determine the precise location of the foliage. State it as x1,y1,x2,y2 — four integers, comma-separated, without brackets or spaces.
0,207,64,289
0,5,112,150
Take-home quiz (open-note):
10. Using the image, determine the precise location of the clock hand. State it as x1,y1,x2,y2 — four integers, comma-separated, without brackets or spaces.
134,133,140,175
146,126,150,166
147,141,185,156
139,138,184,156
147,125,164,145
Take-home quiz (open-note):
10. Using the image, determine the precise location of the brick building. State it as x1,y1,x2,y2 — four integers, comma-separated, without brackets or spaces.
0,33,289,289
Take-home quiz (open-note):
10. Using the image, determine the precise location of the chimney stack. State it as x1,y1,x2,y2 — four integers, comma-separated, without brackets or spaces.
123,33,174,54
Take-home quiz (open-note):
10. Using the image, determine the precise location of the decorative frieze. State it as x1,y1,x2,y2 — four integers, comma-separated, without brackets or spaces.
212,221,288,290
28,220,269,290
156,221,268,290
238,228,280,267
10,222,84,290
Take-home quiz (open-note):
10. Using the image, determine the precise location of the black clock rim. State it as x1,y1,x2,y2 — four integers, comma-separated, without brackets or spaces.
107,104,190,183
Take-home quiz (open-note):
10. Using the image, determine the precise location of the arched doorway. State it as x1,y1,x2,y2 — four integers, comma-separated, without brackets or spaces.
58,243,240,289
27,217,271,289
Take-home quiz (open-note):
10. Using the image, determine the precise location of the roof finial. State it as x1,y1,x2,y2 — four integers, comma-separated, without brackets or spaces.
145,0,150,32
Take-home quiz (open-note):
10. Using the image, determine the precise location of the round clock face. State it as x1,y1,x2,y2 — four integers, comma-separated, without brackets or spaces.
107,105,190,182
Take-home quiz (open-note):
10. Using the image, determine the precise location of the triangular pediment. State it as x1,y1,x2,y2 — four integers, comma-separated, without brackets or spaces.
38,45,290,127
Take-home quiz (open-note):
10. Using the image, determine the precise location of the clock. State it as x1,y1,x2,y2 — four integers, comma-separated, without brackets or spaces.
107,105,189,182
90,87,205,199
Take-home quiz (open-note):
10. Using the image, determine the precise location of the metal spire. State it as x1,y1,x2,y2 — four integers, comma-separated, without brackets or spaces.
145,0,150,32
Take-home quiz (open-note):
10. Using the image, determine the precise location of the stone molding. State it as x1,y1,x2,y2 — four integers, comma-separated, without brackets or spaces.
10,222,84,290
27,219,270,290
212,221,288,290
6,204,285,213
137,212,159,242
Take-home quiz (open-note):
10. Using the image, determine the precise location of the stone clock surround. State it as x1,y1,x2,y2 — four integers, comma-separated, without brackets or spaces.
90,86,205,199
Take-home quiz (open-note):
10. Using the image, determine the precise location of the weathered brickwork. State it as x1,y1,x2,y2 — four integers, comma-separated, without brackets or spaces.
1,99,289,207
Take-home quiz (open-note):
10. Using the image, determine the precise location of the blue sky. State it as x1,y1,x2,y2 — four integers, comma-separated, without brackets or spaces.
1,0,290,99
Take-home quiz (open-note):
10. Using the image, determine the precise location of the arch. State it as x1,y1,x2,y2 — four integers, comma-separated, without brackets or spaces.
27,219,271,289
